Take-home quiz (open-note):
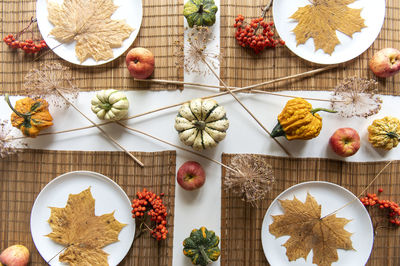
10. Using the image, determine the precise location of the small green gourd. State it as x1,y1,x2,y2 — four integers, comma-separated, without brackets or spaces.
183,227,221,266
183,0,218,28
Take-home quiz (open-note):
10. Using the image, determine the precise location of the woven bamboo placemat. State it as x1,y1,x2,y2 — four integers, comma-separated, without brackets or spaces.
221,153,400,266
0,0,183,95
0,149,176,266
220,0,400,95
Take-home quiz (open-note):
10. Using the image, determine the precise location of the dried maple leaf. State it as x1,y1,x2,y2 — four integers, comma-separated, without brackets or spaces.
269,193,354,266
48,0,134,62
290,0,366,55
46,187,126,265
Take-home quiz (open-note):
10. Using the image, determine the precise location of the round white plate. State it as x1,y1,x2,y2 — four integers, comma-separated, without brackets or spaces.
273,0,386,64
261,181,374,266
30,171,135,266
36,0,143,66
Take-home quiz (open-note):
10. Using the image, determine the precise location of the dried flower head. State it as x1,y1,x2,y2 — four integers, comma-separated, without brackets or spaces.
0,120,27,159
24,62,78,108
224,154,275,206
331,77,382,118
175,26,221,76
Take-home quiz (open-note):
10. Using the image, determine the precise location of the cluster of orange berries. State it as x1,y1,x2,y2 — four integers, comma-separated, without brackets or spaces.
3,34,47,53
360,188,400,226
131,188,168,240
234,15,285,54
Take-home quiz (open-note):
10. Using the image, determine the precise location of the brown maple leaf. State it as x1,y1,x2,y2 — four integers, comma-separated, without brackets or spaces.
290,0,366,55
269,193,354,266
48,0,134,62
46,187,126,265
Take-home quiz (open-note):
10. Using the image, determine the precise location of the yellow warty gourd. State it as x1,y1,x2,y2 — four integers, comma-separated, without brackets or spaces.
368,116,400,150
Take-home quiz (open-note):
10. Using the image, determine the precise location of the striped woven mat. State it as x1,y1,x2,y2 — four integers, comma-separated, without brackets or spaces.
0,149,176,266
221,153,400,266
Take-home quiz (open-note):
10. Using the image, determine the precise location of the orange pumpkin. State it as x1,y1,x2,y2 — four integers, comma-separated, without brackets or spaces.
6,95,53,137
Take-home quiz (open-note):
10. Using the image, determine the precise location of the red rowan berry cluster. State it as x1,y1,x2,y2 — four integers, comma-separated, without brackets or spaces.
234,14,284,54
360,189,400,226
3,18,47,54
3,35,47,53
131,188,168,240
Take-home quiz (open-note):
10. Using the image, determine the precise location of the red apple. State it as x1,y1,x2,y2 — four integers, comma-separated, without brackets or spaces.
177,161,206,191
0,245,30,266
369,48,400,78
125,47,155,79
329,128,361,157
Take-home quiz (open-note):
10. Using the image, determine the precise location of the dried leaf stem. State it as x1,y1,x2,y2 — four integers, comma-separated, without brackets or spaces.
55,88,144,167
321,160,393,220
116,121,238,173
201,58,292,157
46,245,69,264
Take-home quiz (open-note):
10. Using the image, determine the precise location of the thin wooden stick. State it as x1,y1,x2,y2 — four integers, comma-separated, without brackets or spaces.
55,88,144,167
251,89,337,102
320,161,393,220
136,65,338,100
9,66,338,141
116,122,238,173
202,59,293,157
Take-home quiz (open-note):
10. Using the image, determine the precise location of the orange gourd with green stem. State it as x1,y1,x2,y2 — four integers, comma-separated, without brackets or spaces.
5,94,53,137
271,97,336,140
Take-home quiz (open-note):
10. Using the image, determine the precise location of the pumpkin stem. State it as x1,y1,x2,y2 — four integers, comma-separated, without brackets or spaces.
194,120,206,130
198,4,204,14
4,94,29,119
99,103,112,111
310,108,337,115
270,121,285,138
387,132,400,140
199,245,213,264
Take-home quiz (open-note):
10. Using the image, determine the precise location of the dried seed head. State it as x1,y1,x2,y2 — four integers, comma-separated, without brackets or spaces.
331,77,382,118
24,62,78,109
224,154,275,206
174,26,222,76
0,120,27,159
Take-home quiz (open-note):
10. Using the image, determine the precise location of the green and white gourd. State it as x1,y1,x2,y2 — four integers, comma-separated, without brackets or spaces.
91,89,129,120
175,98,229,151
183,0,218,28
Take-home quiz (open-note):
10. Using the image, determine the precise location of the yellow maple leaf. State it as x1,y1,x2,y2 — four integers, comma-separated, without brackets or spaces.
46,187,126,266
47,0,134,62
269,193,354,266
290,0,366,55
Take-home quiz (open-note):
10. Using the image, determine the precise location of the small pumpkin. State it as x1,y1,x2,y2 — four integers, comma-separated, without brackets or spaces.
183,0,218,28
91,89,129,120
5,94,53,138
183,227,221,266
368,116,400,150
174,98,229,151
271,97,336,140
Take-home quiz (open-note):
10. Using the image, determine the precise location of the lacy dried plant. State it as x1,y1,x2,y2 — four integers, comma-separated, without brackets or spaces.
24,62,78,108
224,154,275,206
0,120,26,158
331,77,382,118
175,26,221,76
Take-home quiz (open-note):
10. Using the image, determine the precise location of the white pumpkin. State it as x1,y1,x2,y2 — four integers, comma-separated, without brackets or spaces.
91,89,129,120
175,98,229,151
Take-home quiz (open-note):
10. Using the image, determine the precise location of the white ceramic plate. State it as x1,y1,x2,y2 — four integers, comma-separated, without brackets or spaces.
273,0,386,64
36,0,143,66
30,171,135,266
261,181,374,266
